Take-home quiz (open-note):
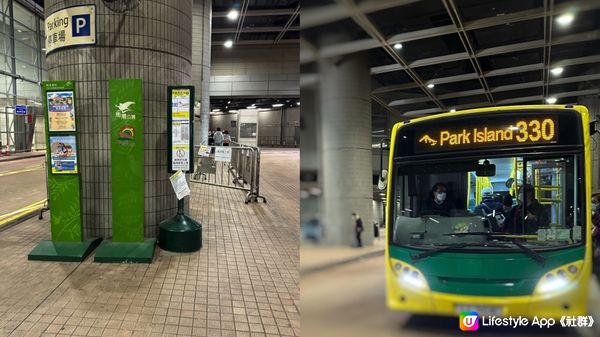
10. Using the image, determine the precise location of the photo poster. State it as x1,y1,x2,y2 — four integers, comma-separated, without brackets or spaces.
47,90,76,131
49,135,78,174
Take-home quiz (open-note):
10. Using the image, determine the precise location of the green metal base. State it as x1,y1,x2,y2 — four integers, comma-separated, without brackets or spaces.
28,238,102,262
93,239,157,263
158,214,202,252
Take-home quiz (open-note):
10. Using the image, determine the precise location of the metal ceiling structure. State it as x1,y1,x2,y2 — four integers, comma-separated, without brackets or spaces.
302,0,600,119
212,0,300,46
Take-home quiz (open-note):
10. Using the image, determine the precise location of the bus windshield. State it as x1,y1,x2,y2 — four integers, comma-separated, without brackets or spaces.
391,155,584,250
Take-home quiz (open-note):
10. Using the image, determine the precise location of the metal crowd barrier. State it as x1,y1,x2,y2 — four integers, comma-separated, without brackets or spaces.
191,143,266,204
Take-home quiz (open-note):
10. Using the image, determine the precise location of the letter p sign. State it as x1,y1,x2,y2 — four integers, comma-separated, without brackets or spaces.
72,14,90,37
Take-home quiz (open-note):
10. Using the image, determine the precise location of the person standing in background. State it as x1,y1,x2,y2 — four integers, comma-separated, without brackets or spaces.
213,128,224,146
352,212,363,247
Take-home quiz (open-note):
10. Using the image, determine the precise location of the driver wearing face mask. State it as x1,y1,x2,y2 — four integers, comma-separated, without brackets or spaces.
422,182,457,217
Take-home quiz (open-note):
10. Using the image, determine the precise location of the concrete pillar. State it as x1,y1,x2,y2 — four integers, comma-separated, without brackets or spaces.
579,96,600,193
192,0,211,145
45,0,196,238
320,53,373,246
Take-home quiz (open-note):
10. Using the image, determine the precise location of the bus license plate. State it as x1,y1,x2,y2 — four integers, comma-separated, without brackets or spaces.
456,304,503,316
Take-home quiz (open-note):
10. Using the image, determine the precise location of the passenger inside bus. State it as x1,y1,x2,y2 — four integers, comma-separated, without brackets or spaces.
473,187,503,216
508,184,550,234
421,182,457,217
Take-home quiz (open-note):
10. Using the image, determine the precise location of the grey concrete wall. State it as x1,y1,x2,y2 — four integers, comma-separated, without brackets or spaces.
210,45,299,97
45,0,194,238
210,113,238,138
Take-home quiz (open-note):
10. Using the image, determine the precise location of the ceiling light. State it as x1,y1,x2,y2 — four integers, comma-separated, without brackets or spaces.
211,109,220,112
258,108,270,111
224,40,233,48
227,100,231,104
546,97,557,104
550,67,564,76
272,103,284,107
393,43,403,50
246,105,257,109
17,29,22,33
427,83,435,89
227,9,239,20
229,110,239,113
556,13,574,26
296,102,300,106
450,109,456,112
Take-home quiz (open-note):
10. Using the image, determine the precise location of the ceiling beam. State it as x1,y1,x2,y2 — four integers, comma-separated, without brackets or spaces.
213,9,296,17
275,4,301,44
302,0,600,64
541,0,555,101
302,0,421,29
233,0,250,42
370,29,600,74
385,72,600,106
213,26,300,34
335,0,446,110
443,0,494,104
373,54,600,94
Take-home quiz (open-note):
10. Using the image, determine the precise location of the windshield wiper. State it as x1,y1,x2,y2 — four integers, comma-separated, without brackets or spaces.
410,242,505,262
440,232,546,265
508,239,546,265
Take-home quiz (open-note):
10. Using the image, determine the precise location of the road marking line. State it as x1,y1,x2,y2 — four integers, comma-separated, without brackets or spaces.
0,165,44,177
0,199,46,226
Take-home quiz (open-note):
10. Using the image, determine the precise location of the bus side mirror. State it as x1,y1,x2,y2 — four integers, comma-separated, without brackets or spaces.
476,160,496,177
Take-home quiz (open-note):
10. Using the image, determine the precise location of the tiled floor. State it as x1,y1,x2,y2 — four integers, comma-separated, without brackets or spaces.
0,148,299,337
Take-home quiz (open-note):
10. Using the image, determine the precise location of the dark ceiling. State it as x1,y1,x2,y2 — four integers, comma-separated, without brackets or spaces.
302,0,600,127
212,0,300,46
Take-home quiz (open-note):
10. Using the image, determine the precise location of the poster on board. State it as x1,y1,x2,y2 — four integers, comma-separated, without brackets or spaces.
47,91,76,131
49,135,78,174
168,86,194,172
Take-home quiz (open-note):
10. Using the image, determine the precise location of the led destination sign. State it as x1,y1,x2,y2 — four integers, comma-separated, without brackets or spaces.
414,117,558,153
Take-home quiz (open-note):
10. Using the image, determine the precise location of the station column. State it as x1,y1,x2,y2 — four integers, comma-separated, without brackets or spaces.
319,53,374,246
45,0,199,238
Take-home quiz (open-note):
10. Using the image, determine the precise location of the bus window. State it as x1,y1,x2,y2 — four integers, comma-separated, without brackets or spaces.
392,155,583,249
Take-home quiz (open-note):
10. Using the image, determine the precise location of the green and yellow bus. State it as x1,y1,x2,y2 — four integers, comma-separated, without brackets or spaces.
385,105,593,318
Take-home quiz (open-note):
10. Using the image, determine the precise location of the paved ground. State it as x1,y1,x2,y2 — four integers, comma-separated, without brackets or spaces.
301,255,600,337
0,157,47,219
0,148,299,337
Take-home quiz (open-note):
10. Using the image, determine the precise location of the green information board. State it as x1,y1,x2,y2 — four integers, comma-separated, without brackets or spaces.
29,81,101,262
43,81,82,241
109,79,144,242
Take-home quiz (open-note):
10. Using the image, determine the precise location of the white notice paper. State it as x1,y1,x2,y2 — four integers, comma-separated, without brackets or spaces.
215,146,232,162
169,170,191,200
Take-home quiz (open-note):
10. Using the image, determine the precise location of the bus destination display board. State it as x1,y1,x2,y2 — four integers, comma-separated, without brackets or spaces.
414,116,559,153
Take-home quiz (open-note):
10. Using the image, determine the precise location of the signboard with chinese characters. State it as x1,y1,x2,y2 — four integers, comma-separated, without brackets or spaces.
168,86,195,173
47,91,76,131
45,5,96,54
109,78,144,243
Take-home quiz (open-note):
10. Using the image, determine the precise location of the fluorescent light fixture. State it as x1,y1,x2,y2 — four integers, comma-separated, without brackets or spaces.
296,102,300,106
450,109,456,112
229,110,239,113
258,108,270,111
427,83,435,89
227,9,239,20
211,109,220,112
556,13,574,26
224,40,233,48
227,100,231,104
550,67,564,76
246,106,257,109
17,29,22,33
272,103,284,107
393,43,403,50
546,97,557,104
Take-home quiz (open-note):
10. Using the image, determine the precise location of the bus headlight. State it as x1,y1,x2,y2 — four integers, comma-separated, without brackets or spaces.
390,258,429,290
534,260,583,295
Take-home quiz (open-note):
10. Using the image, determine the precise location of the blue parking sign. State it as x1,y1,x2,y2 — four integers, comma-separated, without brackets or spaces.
72,14,90,36
15,105,27,115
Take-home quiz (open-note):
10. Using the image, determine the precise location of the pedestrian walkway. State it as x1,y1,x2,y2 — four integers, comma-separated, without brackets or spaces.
300,234,386,275
0,148,299,337
0,151,45,163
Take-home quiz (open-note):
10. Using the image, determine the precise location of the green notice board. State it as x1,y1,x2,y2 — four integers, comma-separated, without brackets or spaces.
43,81,82,242
109,79,144,242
